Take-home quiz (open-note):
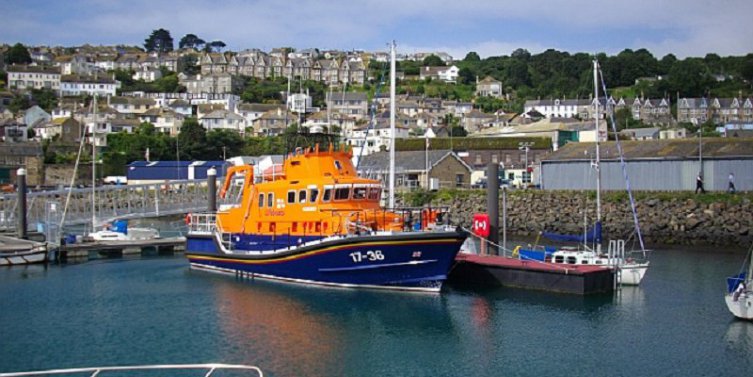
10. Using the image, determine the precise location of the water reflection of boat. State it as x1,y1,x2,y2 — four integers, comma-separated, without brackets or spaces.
446,284,614,314
211,276,455,376
724,321,753,354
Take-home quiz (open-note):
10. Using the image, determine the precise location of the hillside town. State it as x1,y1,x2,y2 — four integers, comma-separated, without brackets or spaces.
1,40,752,191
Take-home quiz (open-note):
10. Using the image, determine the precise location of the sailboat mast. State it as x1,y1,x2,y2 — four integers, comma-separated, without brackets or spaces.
388,41,396,209
91,94,97,230
593,60,602,253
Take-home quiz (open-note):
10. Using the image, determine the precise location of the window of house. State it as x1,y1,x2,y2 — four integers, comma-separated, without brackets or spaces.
455,174,464,188
475,154,482,164
492,154,499,163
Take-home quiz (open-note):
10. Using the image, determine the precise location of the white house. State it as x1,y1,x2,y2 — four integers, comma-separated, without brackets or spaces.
6,65,61,91
200,109,247,134
60,75,119,97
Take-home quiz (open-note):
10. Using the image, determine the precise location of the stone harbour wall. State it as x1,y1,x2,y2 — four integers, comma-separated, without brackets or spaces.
434,191,753,249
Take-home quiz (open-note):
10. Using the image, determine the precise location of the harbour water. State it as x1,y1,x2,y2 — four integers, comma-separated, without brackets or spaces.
1,246,752,376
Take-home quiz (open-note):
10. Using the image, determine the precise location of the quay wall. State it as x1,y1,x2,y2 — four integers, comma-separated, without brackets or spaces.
434,191,753,249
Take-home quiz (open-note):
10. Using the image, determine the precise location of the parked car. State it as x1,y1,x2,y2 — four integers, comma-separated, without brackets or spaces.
472,178,512,189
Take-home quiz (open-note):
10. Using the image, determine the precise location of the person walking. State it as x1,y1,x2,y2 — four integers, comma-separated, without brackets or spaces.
728,172,736,193
695,172,706,194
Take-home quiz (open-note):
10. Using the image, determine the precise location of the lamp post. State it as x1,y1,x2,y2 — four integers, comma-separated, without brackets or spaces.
518,142,533,186
698,128,703,176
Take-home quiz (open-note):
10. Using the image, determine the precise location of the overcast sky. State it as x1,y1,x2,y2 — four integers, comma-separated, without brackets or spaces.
1,0,751,59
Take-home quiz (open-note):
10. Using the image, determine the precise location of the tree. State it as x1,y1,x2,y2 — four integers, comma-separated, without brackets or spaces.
741,55,753,86
669,59,712,97
206,129,245,159
30,88,58,112
177,117,208,160
143,28,174,53
178,34,205,50
511,48,531,61
205,40,227,53
179,54,200,75
422,54,445,67
457,67,475,84
5,43,32,65
464,52,481,62
8,93,30,114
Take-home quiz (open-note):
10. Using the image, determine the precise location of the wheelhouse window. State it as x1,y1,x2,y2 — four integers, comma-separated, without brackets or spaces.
367,186,381,201
287,190,296,203
334,160,343,170
309,187,319,203
258,193,264,208
322,186,333,202
353,185,368,200
334,185,350,201
298,190,307,203
267,193,274,207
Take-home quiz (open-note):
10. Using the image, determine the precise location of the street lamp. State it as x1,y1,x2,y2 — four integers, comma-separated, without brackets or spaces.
518,142,533,185
698,128,703,176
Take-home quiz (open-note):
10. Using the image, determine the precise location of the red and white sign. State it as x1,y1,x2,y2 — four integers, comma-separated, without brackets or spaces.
472,213,490,238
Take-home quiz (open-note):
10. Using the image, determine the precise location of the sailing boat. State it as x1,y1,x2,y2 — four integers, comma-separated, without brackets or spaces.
725,244,753,320
84,95,159,242
518,60,649,285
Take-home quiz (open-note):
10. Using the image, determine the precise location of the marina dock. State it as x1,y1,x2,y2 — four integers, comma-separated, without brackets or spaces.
57,236,186,259
449,253,615,294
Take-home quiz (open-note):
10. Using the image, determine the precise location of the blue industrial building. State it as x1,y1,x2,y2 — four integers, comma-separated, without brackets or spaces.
126,160,228,184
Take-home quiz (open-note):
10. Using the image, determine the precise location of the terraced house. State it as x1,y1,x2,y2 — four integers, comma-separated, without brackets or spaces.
677,97,753,125
6,65,61,91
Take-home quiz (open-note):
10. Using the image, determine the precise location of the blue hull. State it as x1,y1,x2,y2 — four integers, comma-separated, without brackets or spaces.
185,231,467,292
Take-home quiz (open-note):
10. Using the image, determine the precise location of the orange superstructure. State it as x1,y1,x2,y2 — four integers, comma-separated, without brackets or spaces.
216,143,404,238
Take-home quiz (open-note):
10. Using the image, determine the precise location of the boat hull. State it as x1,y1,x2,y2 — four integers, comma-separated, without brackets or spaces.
725,293,753,320
619,262,649,285
0,248,48,266
185,231,467,292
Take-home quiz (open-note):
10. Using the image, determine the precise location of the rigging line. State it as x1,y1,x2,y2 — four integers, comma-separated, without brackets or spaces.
355,61,390,170
59,101,90,231
597,65,646,256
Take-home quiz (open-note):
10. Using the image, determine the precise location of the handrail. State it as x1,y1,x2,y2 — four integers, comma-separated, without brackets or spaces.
0,363,263,377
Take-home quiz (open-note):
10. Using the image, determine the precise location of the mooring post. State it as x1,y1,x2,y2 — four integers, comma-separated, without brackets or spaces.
207,167,217,212
487,163,499,255
16,168,28,240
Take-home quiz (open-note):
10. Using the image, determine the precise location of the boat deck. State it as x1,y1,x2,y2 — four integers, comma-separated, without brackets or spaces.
450,253,615,294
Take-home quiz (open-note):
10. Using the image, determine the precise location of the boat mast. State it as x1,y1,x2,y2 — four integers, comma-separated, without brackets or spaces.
388,40,396,209
91,94,98,230
593,60,601,254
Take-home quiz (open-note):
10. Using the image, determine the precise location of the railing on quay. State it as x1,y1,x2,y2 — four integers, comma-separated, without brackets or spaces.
0,179,220,233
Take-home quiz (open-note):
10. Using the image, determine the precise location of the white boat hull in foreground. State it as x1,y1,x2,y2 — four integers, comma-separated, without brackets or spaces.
725,292,753,320
619,262,650,285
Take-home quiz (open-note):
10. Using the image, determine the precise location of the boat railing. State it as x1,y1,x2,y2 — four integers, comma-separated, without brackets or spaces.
188,212,217,234
0,363,263,377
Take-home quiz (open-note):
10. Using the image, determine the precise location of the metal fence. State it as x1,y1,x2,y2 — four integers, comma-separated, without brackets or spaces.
0,179,216,233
